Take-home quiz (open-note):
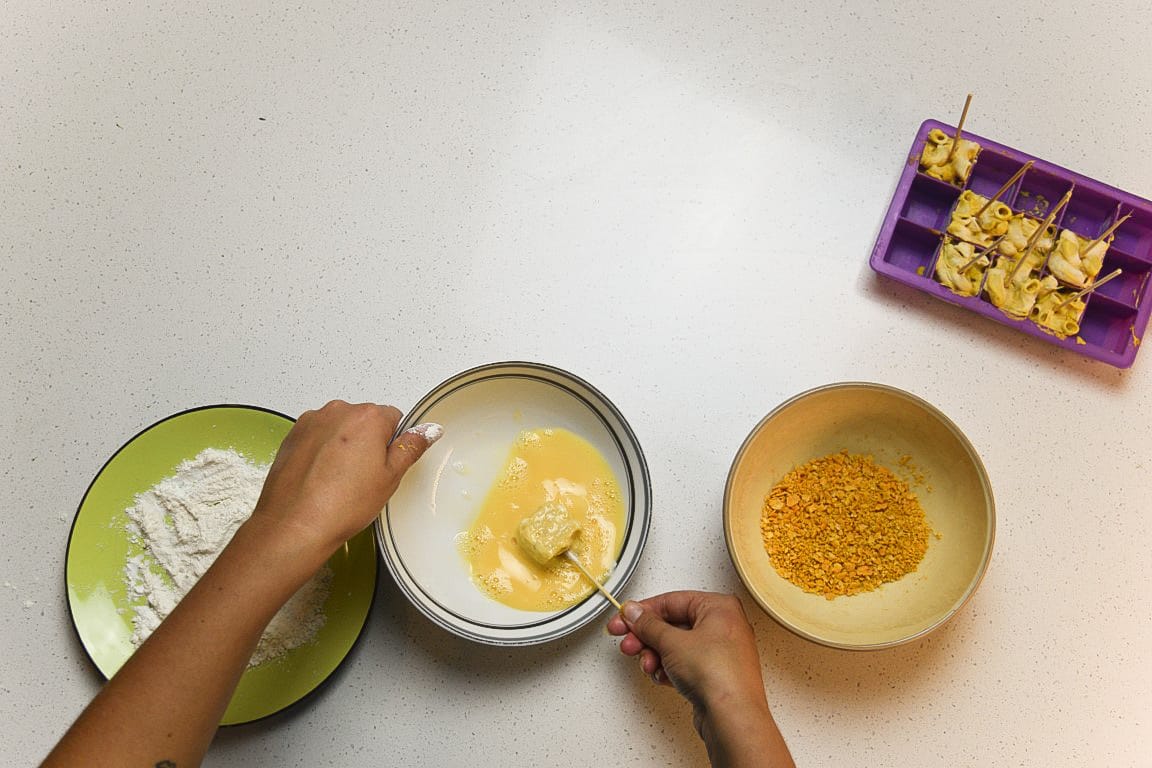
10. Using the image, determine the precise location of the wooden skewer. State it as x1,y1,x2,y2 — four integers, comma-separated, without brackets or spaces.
564,551,622,611
1054,268,1123,312
1036,191,1082,275
1008,187,1073,283
1008,235,1043,283
1080,212,1132,255
976,160,1034,218
956,251,987,274
957,233,1008,272
946,93,974,162
519,505,623,612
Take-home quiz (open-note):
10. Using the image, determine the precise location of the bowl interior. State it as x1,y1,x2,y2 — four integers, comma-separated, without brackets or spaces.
725,384,994,649
380,363,650,645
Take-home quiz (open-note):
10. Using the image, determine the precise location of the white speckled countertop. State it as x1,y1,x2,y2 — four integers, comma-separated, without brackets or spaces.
3,2,1151,765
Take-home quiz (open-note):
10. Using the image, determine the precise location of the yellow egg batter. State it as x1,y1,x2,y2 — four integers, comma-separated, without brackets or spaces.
456,428,626,611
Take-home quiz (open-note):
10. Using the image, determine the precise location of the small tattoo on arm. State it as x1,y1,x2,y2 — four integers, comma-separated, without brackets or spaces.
156,761,176,768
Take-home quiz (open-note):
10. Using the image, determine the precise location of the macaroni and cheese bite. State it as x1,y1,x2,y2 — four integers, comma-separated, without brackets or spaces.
984,256,1058,319
947,190,1011,247
1047,228,1109,289
934,238,989,297
456,428,626,612
517,503,581,565
1031,285,1087,339
920,128,981,185
997,214,1056,268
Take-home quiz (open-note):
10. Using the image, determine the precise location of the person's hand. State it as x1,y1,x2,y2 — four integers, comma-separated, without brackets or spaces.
607,591,794,768
606,592,767,720
43,400,443,768
248,400,442,562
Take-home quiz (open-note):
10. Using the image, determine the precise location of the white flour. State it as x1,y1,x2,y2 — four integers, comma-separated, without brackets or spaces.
124,447,331,667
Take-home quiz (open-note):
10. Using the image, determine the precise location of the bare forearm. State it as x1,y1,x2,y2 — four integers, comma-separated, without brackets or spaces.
700,696,795,768
44,519,324,767
607,593,796,768
44,402,436,767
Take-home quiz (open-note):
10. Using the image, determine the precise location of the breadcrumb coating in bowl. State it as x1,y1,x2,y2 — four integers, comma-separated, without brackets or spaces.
724,383,994,650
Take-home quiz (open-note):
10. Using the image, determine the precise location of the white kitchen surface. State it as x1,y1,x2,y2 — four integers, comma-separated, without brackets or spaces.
3,2,1151,765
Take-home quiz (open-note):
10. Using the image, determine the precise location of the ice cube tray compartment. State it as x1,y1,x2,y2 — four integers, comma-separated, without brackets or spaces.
1078,300,1138,355
900,175,960,230
966,151,1029,203
883,219,941,272
1014,167,1074,220
1111,208,1152,256
870,119,1152,368
1093,258,1149,306
1061,187,1121,240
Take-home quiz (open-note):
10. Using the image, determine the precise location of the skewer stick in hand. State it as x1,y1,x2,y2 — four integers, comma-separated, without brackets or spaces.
1054,268,1123,312
976,161,1034,218
946,92,974,163
1009,186,1073,283
517,504,624,612
563,551,623,611
1081,212,1132,256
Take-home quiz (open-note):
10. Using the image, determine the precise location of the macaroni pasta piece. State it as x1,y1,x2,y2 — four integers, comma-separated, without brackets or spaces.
947,190,1011,247
920,128,981,184
984,256,1057,318
1047,228,1108,289
934,238,989,297
1032,286,1087,338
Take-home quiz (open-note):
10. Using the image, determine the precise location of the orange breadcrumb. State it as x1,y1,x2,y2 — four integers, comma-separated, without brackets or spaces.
760,451,934,600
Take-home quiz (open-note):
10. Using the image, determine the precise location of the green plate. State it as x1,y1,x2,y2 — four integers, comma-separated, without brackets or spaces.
65,405,378,725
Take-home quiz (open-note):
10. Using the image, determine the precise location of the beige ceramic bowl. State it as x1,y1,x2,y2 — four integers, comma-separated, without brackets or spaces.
724,382,994,650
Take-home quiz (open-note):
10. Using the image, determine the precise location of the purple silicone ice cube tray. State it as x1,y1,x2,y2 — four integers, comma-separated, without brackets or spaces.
870,119,1152,368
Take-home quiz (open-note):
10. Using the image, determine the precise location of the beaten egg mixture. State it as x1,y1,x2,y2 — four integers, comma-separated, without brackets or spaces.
456,428,625,611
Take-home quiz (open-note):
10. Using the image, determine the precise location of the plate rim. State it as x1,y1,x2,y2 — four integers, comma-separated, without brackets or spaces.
64,402,380,726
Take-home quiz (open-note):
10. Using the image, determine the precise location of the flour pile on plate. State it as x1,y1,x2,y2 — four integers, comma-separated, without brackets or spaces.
124,447,331,667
